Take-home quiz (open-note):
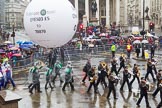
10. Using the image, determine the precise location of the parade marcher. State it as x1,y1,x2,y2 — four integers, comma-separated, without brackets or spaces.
96,61,108,89
135,44,140,58
45,67,54,90
120,66,132,92
136,78,151,108
107,74,119,100
52,61,63,87
145,58,156,82
117,54,126,73
4,67,16,89
62,62,74,91
151,58,158,75
126,43,132,59
111,43,116,58
29,65,42,94
130,64,140,87
152,70,162,98
157,80,162,108
82,59,91,84
150,43,156,59
87,67,97,93
110,58,118,76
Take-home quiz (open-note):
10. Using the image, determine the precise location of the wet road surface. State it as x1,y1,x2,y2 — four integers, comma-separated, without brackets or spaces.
10,52,162,108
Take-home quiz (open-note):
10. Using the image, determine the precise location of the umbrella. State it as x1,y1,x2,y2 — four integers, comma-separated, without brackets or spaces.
9,47,19,50
133,40,141,44
12,53,21,57
99,33,106,37
4,41,12,44
21,47,31,50
109,36,117,40
23,41,34,44
141,40,149,44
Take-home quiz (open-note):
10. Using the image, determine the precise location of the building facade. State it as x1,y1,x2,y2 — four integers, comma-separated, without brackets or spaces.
150,0,162,28
5,0,29,29
0,0,5,27
70,0,127,28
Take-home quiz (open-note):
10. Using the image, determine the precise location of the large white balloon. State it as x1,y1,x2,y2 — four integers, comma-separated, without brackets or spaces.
24,0,78,48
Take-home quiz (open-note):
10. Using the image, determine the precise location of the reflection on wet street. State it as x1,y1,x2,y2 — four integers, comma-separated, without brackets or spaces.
12,54,161,108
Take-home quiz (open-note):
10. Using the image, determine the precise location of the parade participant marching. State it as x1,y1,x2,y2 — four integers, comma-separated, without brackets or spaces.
152,70,162,98
2,60,15,90
120,66,132,92
45,67,54,90
52,61,63,87
107,74,119,100
110,58,118,76
29,65,42,94
82,59,91,84
86,67,98,93
111,43,116,58
4,67,16,89
145,58,156,82
130,64,140,87
136,78,151,108
28,65,37,89
117,53,126,73
157,80,162,108
96,61,108,89
62,62,74,91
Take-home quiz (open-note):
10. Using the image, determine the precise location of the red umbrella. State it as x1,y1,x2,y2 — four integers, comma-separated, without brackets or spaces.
12,53,21,57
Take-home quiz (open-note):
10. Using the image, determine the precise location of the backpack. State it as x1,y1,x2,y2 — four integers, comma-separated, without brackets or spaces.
83,65,87,72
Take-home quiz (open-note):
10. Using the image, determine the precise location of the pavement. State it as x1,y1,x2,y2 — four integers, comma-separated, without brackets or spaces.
5,51,162,108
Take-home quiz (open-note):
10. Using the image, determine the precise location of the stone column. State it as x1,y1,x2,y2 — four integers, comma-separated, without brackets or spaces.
85,0,89,22
116,0,120,25
124,0,128,26
106,0,110,27
75,0,79,21
96,0,99,25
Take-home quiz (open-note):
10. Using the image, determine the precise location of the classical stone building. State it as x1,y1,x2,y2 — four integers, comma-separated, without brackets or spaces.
0,0,5,27
5,0,29,29
150,0,162,28
69,0,128,28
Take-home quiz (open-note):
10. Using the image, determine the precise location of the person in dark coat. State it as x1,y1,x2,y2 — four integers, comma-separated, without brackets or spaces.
110,58,118,76
96,61,108,89
118,54,126,73
87,67,97,93
150,43,156,59
120,66,132,92
136,78,151,108
145,58,156,82
130,64,140,87
152,70,162,98
135,44,140,58
157,80,162,108
107,74,119,100
82,59,91,83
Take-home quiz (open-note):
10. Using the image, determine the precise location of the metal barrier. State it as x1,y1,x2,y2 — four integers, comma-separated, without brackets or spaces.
9,56,34,70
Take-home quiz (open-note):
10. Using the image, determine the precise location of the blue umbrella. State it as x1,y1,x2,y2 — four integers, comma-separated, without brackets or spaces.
20,47,30,50
23,41,34,44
